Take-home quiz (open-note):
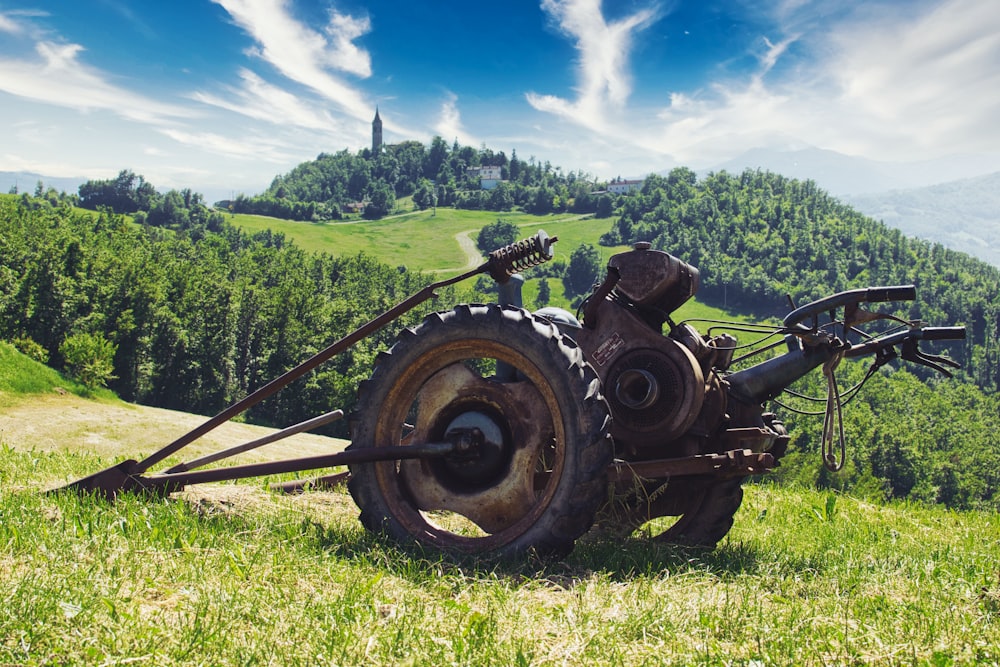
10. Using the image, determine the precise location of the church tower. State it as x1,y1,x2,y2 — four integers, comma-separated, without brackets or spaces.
372,107,383,154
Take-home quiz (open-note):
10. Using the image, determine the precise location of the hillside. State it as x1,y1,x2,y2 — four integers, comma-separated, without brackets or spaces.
845,171,1000,268
2,337,999,664
5,163,1000,511
0,341,347,472
2,382,999,664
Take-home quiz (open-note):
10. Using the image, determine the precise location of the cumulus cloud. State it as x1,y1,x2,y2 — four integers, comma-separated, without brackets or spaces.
526,0,660,131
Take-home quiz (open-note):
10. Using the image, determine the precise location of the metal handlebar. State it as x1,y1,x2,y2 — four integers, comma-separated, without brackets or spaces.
783,284,916,329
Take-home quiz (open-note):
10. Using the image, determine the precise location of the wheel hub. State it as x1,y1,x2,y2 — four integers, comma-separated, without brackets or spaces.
399,363,554,533
436,411,511,490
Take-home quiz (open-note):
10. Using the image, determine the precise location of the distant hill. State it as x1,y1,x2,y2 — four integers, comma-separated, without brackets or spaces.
844,172,1000,268
0,171,86,196
702,147,1000,196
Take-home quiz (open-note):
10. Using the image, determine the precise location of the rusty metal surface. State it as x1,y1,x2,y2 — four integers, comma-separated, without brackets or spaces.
607,449,776,482
573,295,705,447
608,245,699,312
399,362,554,534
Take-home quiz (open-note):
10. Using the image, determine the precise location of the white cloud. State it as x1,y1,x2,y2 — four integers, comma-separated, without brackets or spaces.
560,0,1000,170
526,0,660,131
212,0,374,122
0,41,195,124
824,0,1000,157
0,13,22,34
324,10,373,78
434,93,477,147
158,127,298,163
191,68,346,133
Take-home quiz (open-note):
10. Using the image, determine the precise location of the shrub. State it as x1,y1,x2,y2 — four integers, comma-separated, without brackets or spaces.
11,337,49,363
59,333,117,389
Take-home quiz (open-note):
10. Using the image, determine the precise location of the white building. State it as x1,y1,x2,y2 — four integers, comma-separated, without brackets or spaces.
608,178,645,195
479,166,503,190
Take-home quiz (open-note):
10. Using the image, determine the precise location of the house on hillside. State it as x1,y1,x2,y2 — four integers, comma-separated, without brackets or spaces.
608,177,645,195
465,165,504,190
479,166,502,190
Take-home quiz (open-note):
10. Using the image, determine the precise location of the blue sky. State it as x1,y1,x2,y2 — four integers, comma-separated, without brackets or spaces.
1,0,998,200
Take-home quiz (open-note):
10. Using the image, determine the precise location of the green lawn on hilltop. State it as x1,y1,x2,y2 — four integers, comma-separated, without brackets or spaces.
226,207,757,325
227,208,630,273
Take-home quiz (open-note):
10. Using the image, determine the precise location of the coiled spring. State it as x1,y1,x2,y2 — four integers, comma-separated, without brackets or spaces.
487,230,558,283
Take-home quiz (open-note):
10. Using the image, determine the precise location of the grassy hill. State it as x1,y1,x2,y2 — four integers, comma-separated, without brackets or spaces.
2,332,999,665
226,208,627,273
225,206,747,325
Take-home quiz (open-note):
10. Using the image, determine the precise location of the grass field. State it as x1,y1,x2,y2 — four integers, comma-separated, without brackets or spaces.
8,203,995,665
1,344,999,666
227,208,631,274
226,206,756,325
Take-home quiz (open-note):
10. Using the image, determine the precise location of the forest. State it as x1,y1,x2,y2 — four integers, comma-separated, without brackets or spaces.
1,136,998,511
224,138,612,220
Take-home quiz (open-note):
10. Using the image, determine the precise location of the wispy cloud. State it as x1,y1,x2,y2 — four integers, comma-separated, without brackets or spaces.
578,0,1000,169
0,13,22,34
526,0,660,131
191,68,346,133
211,0,374,122
0,40,195,124
158,127,298,163
823,0,1000,157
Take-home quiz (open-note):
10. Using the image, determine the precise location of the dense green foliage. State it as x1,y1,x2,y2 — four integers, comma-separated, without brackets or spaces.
231,139,605,221
0,197,474,435
78,169,225,235
608,167,1000,392
771,364,1000,510
475,218,520,254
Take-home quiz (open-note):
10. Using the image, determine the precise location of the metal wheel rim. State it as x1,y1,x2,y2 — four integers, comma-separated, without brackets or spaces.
370,339,568,552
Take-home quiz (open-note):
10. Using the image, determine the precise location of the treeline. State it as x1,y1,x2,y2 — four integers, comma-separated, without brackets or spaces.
231,138,614,220
78,169,225,236
605,168,1000,391
0,196,474,435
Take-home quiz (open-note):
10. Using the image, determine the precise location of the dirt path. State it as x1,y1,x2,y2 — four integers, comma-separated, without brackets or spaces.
455,230,483,271
427,229,483,274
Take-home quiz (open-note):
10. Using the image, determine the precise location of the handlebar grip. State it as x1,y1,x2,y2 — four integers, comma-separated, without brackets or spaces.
920,326,966,341
866,285,916,302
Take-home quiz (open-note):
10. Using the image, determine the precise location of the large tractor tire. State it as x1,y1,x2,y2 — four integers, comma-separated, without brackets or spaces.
347,304,612,560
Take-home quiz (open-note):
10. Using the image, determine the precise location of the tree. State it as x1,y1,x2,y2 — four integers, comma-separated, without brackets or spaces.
413,179,437,211
59,332,118,388
476,219,520,255
488,182,515,211
563,243,602,297
365,181,395,219
595,194,614,218
536,278,551,307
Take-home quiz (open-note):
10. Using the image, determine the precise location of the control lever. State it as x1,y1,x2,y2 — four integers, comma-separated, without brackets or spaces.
900,338,961,377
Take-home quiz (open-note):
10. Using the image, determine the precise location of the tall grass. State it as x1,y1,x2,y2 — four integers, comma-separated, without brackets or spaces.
2,443,997,666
